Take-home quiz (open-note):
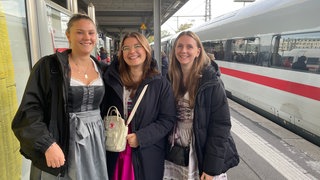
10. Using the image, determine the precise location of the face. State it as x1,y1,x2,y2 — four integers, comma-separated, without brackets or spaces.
175,35,200,70
122,37,146,69
66,19,96,55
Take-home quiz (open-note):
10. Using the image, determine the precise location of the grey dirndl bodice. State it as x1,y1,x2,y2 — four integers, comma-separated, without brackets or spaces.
64,76,108,180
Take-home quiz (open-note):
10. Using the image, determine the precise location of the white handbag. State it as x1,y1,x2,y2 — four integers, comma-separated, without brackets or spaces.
104,85,148,152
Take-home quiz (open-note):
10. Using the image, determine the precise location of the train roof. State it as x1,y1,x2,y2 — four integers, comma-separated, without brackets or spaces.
188,0,320,41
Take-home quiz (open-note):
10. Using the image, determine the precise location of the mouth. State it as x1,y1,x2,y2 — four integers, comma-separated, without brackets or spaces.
80,42,92,46
128,55,140,60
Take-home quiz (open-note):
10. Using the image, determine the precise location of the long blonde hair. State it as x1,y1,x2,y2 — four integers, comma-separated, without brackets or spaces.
168,31,210,108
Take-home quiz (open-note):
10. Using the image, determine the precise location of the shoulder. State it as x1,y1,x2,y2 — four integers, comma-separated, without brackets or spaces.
31,54,58,74
201,63,219,83
145,74,171,90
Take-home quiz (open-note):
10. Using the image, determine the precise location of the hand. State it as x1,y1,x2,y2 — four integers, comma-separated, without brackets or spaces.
201,172,214,180
45,142,65,168
127,133,139,148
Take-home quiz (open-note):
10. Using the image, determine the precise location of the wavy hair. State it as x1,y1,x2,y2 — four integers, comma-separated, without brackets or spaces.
168,31,210,108
118,32,159,91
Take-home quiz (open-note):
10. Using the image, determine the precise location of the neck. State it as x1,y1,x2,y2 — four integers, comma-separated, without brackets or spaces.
181,66,191,85
130,68,143,83
69,53,91,65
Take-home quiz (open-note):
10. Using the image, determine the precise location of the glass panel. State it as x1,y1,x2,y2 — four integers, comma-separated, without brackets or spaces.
0,0,30,179
279,32,320,73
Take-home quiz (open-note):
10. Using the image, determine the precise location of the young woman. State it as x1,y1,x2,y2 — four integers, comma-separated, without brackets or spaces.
164,31,239,180
101,32,176,180
12,14,108,179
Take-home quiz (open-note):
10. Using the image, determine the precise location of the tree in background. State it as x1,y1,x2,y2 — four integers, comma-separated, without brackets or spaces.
176,22,193,33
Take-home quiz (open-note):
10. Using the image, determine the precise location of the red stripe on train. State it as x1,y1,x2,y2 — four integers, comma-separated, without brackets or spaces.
220,67,320,101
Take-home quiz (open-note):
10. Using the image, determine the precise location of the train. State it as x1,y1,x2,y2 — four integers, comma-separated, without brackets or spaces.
161,0,320,146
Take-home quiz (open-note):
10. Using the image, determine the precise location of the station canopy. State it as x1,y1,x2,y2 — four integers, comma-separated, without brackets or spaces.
53,0,189,39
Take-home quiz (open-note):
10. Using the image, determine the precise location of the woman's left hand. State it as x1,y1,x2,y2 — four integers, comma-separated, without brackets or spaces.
127,133,139,148
201,172,214,180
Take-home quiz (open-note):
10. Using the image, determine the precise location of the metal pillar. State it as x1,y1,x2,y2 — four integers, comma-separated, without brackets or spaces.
153,0,161,71
67,0,78,13
88,2,96,24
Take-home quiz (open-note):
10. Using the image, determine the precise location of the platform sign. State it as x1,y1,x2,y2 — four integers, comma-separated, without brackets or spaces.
140,23,147,30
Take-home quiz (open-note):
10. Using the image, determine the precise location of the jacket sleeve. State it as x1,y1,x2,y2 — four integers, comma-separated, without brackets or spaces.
12,59,55,156
202,78,232,175
135,78,176,147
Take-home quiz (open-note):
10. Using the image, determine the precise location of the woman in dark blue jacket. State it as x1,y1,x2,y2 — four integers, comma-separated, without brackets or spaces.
101,32,176,180
164,31,239,180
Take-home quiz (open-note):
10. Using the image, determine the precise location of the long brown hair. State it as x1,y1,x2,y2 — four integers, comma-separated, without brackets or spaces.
168,31,210,108
118,32,159,91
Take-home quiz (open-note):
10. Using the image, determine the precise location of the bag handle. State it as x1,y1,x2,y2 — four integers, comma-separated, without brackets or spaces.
126,84,148,126
107,106,121,118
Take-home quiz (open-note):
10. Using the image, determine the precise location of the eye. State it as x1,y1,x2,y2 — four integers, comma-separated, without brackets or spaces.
122,46,130,51
187,45,194,49
134,44,142,49
176,44,183,48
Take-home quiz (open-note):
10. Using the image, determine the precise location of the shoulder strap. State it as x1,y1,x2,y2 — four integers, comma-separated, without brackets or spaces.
126,84,148,126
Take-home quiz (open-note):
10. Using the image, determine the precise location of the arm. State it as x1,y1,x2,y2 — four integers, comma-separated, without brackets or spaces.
202,80,232,176
12,59,64,167
134,78,176,147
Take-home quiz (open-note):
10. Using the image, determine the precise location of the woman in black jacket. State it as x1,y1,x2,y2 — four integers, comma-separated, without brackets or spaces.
164,31,239,180
101,32,176,180
12,14,108,179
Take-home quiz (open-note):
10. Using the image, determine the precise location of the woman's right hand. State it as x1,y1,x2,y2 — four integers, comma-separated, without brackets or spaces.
45,142,65,168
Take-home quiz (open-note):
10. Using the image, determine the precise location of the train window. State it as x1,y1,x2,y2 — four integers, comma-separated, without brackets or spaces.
230,38,259,65
277,32,320,73
202,41,225,60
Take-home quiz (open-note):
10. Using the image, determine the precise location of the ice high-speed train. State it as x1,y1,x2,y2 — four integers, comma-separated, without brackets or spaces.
161,0,320,146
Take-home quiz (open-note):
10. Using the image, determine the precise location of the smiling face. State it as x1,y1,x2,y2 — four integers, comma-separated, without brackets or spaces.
121,37,147,69
174,34,200,70
66,19,97,56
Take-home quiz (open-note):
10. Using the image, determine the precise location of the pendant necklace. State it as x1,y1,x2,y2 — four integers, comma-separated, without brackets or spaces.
73,60,90,79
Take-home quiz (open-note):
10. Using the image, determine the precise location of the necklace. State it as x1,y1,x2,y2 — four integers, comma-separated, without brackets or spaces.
70,55,91,79
74,62,90,79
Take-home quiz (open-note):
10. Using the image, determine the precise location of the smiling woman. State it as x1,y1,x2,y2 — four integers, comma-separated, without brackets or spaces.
100,32,176,180
12,13,109,180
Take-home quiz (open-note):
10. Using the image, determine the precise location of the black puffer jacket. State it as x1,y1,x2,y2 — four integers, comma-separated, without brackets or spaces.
193,63,239,176
101,59,176,180
11,49,103,176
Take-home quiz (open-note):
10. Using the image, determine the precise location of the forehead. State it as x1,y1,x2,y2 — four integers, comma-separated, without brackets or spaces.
123,37,139,45
176,35,197,45
70,19,96,30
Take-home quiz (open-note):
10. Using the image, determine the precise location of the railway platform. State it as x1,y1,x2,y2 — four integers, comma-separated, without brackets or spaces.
227,99,320,180
20,99,320,179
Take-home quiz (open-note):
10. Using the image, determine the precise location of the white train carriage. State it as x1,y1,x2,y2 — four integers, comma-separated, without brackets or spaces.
163,0,320,146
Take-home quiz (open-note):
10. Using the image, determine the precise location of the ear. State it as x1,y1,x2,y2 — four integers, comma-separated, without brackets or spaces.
66,32,70,42
197,48,201,57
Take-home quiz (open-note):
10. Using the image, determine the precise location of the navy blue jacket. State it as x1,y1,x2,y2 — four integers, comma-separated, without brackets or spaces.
101,59,176,180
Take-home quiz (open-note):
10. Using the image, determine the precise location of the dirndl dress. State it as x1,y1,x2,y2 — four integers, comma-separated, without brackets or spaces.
36,66,108,179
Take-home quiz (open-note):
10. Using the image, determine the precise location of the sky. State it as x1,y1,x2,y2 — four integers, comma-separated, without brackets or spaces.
161,0,254,33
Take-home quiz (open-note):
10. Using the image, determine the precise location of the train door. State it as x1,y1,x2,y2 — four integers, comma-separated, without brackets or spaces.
0,0,31,179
